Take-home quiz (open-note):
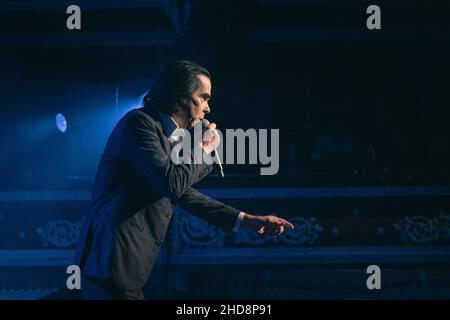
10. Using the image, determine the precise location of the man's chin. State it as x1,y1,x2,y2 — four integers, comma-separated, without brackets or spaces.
189,118,201,129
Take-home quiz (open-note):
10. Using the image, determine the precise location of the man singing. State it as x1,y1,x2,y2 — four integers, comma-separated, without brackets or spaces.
74,60,294,300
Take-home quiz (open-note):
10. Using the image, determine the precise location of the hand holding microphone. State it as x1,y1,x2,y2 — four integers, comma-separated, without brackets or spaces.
201,120,219,153
201,119,224,178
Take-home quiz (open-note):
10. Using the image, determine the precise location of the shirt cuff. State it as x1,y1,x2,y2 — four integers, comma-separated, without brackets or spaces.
232,211,246,232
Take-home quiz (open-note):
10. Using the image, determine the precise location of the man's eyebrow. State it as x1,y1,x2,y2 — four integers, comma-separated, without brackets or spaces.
201,93,211,99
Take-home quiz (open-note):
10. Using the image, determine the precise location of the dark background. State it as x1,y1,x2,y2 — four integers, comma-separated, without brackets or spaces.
0,0,449,299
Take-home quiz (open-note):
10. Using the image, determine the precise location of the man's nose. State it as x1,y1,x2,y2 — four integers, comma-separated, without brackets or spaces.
204,104,210,114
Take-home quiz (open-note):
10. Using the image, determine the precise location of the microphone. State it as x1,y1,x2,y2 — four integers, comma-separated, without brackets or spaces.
201,119,225,178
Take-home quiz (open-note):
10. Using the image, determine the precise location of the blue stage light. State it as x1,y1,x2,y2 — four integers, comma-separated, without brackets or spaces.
55,113,67,133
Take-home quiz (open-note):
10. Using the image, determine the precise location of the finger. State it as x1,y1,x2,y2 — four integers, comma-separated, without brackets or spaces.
273,226,282,236
271,225,283,238
282,220,295,230
265,224,278,234
270,225,282,237
209,123,216,130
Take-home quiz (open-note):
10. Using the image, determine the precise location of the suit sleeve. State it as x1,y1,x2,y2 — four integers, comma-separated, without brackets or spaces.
177,187,241,233
120,111,212,201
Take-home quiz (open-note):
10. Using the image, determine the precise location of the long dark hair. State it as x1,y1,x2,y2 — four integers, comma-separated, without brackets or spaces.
142,60,211,114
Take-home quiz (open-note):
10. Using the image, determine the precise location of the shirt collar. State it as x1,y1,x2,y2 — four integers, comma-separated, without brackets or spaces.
159,111,185,142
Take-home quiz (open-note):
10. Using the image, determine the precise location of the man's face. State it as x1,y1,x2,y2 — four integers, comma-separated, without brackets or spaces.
187,74,211,128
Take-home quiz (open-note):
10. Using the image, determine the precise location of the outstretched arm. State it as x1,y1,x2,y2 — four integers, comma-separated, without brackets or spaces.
177,187,240,232
177,187,294,236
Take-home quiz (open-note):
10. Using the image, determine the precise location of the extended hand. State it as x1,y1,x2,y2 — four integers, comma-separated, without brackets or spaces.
241,213,295,237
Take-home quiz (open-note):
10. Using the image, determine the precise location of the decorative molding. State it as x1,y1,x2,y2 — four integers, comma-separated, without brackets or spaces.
36,220,81,248
234,216,323,246
277,217,323,245
394,212,450,244
175,210,225,250
234,230,272,246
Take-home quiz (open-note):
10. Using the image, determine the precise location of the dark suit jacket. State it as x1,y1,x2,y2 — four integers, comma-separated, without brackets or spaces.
74,107,240,292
